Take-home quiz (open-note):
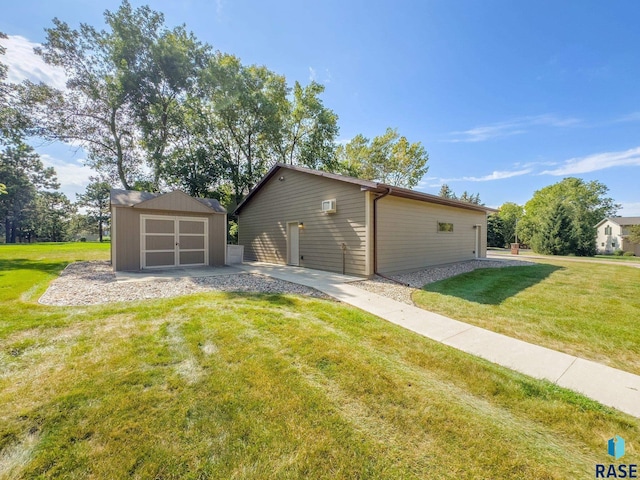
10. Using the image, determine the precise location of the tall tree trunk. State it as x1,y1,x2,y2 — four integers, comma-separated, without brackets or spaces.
9,219,16,244
5,217,10,244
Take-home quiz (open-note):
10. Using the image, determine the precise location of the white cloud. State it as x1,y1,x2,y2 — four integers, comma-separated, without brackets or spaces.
308,67,317,82
614,112,640,123
618,202,640,216
440,168,533,183
2,35,67,90
541,147,640,176
446,114,581,143
40,154,93,199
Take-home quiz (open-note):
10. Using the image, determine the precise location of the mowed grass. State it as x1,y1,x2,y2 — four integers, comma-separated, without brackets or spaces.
413,259,640,375
1,244,639,479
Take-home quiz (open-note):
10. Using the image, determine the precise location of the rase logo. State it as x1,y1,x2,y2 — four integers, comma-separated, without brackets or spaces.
596,435,637,479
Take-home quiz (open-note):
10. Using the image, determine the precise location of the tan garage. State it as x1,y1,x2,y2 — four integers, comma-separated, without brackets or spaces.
110,189,227,272
235,164,495,277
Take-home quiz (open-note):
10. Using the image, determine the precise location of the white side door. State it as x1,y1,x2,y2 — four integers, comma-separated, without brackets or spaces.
287,222,300,266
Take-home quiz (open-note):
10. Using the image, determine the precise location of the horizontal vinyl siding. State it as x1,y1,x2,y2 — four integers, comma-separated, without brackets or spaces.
377,196,487,274
208,214,226,266
238,169,367,276
135,192,214,213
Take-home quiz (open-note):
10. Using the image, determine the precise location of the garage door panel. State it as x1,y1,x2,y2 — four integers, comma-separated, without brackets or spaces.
180,251,205,265
146,251,176,267
146,219,175,234
141,215,208,269
146,235,176,251
178,235,205,250
179,220,205,234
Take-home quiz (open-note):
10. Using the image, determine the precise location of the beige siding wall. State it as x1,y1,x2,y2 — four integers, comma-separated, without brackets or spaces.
136,191,213,213
238,169,367,276
376,196,487,274
595,220,620,254
112,206,226,271
208,214,227,265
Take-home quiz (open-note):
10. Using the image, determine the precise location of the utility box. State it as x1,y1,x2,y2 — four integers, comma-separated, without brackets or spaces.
226,245,244,264
510,243,520,255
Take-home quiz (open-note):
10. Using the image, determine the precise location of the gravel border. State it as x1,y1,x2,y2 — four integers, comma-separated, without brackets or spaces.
39,261,329,306
353,259,535,305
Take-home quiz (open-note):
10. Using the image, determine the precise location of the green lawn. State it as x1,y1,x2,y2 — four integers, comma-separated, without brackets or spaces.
413,259,640,376
595,254,640,262
1,244,639,478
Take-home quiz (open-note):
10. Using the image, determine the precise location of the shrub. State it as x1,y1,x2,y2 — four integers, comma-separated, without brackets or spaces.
613,249,624,256
623,251,635,256
79,237,87,242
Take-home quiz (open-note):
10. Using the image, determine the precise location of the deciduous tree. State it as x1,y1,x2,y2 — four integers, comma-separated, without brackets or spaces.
277,81,339,171
31,1,208,190
628,225,640,246
337,128,428,188
497,202,524,245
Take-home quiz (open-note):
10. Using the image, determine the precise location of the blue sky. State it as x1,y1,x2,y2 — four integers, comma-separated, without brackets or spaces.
2,0,640,214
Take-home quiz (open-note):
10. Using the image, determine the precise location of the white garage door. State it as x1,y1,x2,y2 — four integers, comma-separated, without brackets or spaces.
140,215,209,269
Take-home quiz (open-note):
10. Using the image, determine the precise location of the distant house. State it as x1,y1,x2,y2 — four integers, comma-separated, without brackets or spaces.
234,163,496,277
595,217,640,255
110,189,227,272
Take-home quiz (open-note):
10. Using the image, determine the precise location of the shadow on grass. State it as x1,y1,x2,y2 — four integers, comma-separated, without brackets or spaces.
421,264,564,305
0,258,69,277
217,291,307,307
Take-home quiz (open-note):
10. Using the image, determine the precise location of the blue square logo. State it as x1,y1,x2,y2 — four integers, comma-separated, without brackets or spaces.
608,435,625,460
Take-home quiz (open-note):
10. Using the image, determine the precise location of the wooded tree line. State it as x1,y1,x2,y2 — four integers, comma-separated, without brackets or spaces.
0,2,430,242
487,177,620,256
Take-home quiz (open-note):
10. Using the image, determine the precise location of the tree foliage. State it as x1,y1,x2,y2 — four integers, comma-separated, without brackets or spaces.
76,178,111,242
519,177,618,256
185,54,288,205
437,184,482,205
0,141,59,243
438,184,456,199
35,191,75,242
1,33,32,146
278,81,339,171
487,213,505,247
31,1,209,190
629,225,640,246
337,128,428,188
497,202,524,245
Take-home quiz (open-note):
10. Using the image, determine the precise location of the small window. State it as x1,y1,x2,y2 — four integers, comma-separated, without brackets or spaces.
604,226,612,235
601,242,605,247
438,222,454,233
612,241,616,247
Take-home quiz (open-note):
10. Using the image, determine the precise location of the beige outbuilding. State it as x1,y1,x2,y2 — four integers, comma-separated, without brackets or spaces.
110,189,227,272
235,164,495,277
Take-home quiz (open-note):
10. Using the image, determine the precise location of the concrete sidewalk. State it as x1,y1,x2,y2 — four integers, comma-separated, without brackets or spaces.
239,262,640,418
